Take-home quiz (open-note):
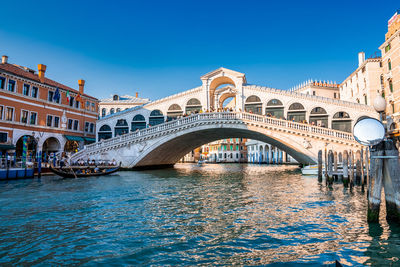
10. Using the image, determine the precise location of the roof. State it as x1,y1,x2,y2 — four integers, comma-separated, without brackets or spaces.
0,63,98,100
100,94,150,104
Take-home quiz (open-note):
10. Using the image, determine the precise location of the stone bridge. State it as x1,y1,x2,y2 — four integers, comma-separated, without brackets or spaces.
73,68,378,168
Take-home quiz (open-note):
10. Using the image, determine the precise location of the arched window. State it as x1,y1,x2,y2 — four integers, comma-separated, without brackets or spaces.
149,110,164,126
388,59,392,71
131,114,146,131
287,103,306,122
265,99,284,119
101,108,106,117
309,107,328,127
116,108,121,113
244,95,262,115
113,95,119,101
389,79,393,92
110,108,115,114
167,104,183,120
332,112,351,133
98,124,112,141
185,98,202,114
114,119,129,136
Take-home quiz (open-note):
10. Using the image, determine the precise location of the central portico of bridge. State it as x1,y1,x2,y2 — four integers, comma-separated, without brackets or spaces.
73,68,378,168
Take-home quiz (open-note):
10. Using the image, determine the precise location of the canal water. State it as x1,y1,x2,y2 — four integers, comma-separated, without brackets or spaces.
0,164,399,266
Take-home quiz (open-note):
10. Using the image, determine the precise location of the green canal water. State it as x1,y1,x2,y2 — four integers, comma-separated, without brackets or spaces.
0,163,399,266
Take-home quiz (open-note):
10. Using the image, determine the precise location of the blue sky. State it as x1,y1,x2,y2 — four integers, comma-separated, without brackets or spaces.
0,0,398,100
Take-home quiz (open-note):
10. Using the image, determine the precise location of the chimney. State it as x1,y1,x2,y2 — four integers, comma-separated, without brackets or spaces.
78,79,85,94
38,64,47,83
2,55,8,64
358,52,365,67
135,92,138,98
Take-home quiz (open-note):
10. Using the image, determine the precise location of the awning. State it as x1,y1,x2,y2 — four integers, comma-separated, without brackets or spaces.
84,137,96,144
0,144,15,150
64,135,85,142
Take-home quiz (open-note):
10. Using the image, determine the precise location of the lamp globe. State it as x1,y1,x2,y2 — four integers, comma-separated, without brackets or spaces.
373,95,387,113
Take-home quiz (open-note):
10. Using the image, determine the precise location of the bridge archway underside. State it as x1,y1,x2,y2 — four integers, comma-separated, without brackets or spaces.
74,113,361,168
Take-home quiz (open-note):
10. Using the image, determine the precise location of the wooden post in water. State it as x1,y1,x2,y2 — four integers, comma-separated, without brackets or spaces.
382,140,400,222
356,150,362,185
360,148,365,192
349,151,354,189
368,143,384,222
318,150,323,182
329,150,334,185
365,147,370,191
343,150,349,187
324,147,328,184
333,151,338,181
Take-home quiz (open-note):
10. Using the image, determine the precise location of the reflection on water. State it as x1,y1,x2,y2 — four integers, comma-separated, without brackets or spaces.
0,163,399,266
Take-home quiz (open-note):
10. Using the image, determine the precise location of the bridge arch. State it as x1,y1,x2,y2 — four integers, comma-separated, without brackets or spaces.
98,124,112,141
132,114,146,131
332,111,352,132
185,98,202,114
309,107,328,127
115,119,129,136
167,104,183,120
265,99,284,119
287,102,306,122
131,123,317,168
149,110,165,126
244,95,262,115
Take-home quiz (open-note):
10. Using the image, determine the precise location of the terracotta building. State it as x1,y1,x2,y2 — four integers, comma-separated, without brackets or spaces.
379,10,400,134
0,55,99,159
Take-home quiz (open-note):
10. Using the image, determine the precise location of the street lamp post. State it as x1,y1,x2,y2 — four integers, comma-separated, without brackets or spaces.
354,95,400,223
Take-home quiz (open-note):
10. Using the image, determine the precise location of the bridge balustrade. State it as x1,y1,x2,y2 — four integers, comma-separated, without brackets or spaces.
78,112,356,157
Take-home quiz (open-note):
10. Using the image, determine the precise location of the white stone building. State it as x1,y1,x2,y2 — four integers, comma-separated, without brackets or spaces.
339,52,382,106
289,80,340,99
99,93,150,118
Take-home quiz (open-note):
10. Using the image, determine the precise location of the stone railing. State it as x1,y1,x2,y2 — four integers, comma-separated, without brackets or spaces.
72,112,356,159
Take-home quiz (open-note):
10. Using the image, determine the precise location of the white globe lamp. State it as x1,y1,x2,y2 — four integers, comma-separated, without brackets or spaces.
373,95,387,113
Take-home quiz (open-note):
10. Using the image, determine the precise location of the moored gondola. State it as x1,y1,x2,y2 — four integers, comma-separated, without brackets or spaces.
49,164,121,178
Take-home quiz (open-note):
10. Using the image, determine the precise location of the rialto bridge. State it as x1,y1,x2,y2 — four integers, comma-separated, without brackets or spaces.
72,68,378,168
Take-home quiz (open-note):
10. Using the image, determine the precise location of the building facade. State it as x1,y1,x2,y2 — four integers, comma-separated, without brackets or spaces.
0,55,98,159
289,79,340,99
246,140,297,164
99,93,150,118
379,10,400,134
339,52,382,106
202,138,248,163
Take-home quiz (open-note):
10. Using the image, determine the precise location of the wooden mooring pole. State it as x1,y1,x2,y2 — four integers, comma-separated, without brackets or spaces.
349,151,354,190
356,150,362,185
368,142,384,222
318,150,323,182
333,151,338,181
327,150,334,185
360,148,365,192
343,151,349,187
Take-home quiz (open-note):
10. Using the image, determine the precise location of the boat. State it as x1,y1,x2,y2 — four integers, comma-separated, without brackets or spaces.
49,164,121,178
0,167,35,179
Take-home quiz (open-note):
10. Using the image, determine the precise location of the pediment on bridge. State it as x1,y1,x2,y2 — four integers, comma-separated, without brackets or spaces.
200,67,247,84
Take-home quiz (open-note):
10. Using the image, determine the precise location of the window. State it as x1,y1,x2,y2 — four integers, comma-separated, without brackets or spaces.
8,80,15,92
110,108,115,114
388,59,392,71
68,119,73,130
364,95,368,105
48,91,54,102
312,91,316,96
23,84,30,96
0,77,5,89
116,108,121,113
334,93,337,98
85,122,90,132
75,101,80,109
54,116,60,128
385,43,391,53
21,110,29,123
69,97,75,107
90,123,94,133
101,108,106,117
91,103,95,112
6,107,13,121
392,104,395,114
31,87,38,98
0,132,7,143
86,101,90,110
73,120,79,131
30,112,37,125
389,80,393,93
0,106,3,120
47,115,53,127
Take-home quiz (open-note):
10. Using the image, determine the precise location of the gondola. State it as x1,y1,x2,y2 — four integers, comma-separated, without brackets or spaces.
49,163,121,178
